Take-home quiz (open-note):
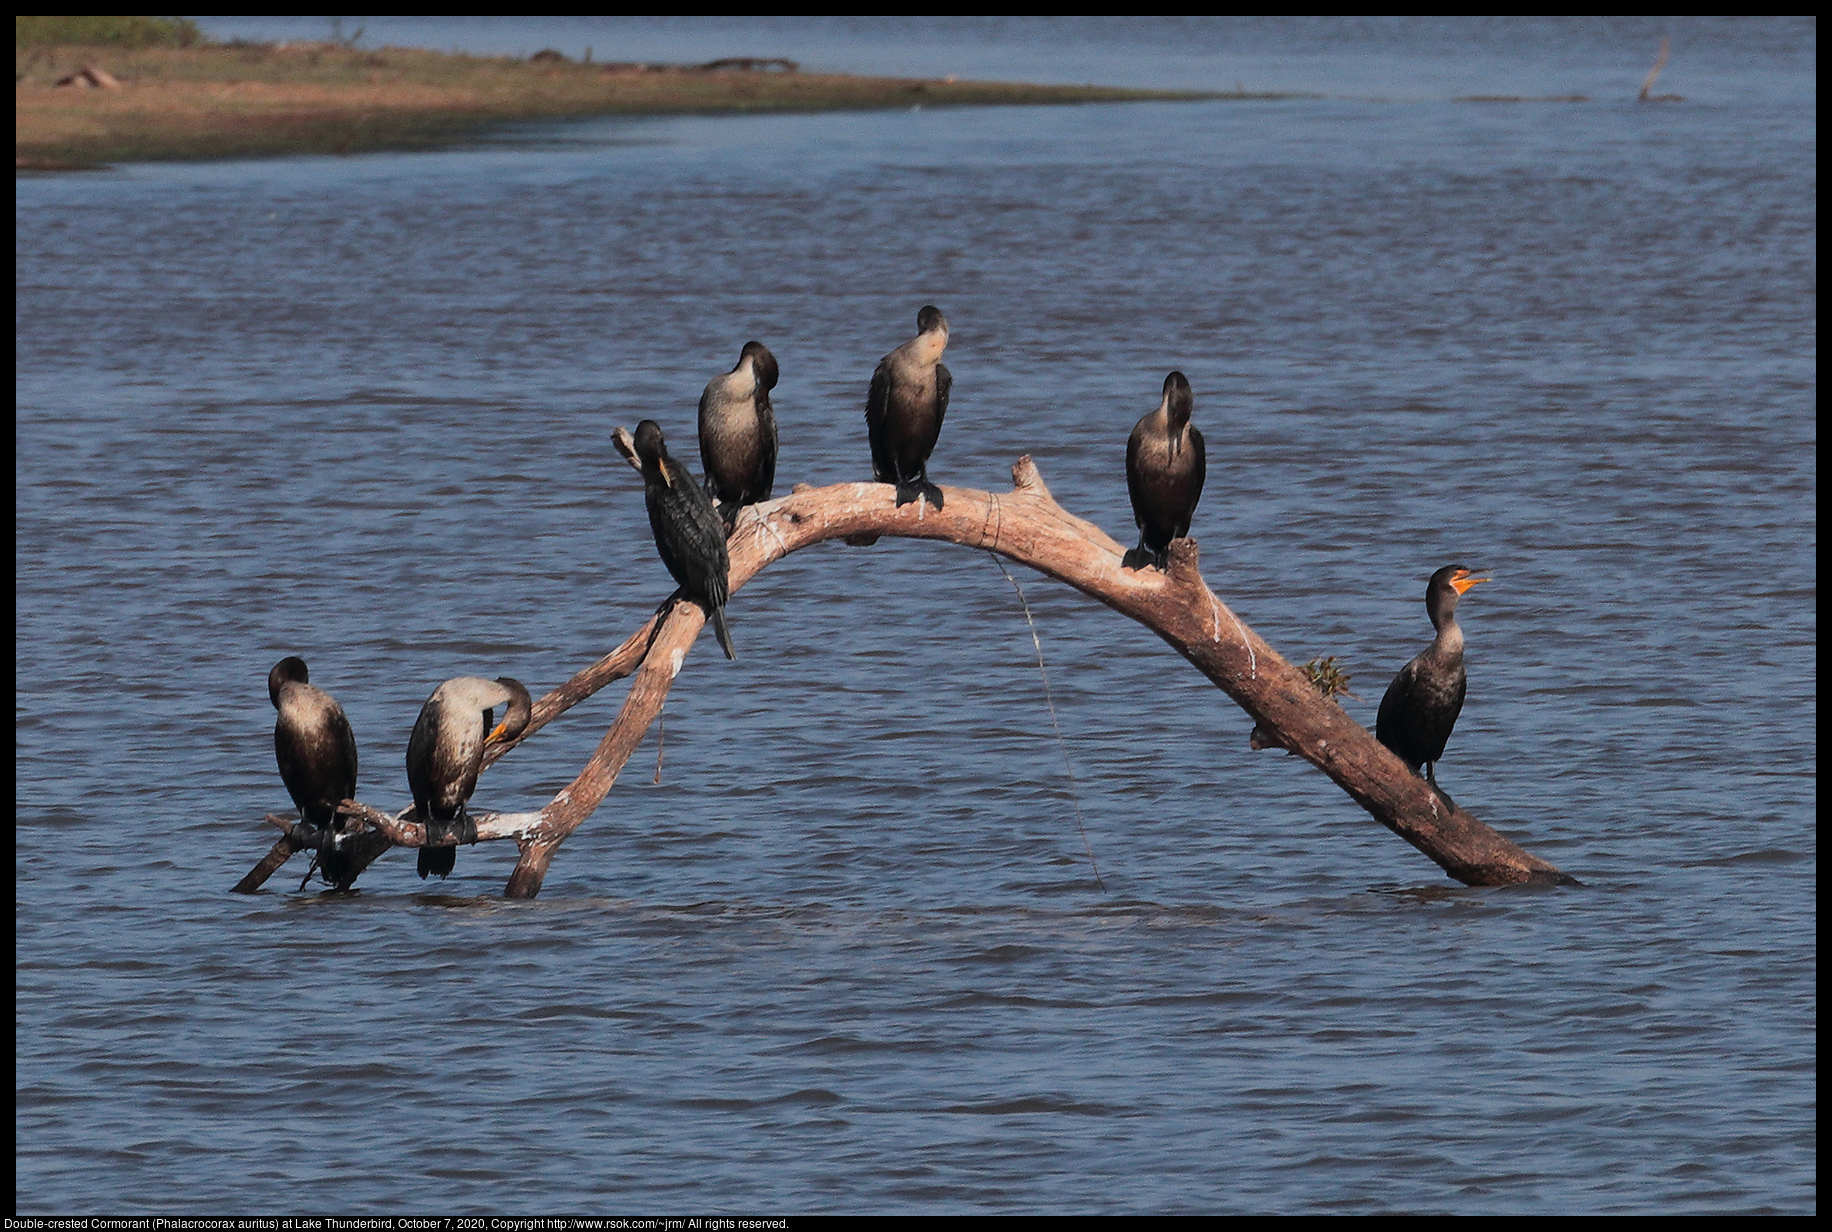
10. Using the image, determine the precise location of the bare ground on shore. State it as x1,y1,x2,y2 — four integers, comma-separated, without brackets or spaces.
17,41,1262,169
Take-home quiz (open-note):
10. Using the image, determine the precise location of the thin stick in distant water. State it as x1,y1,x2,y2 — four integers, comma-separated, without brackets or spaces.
989,553,1106,892
1639,36,1671,102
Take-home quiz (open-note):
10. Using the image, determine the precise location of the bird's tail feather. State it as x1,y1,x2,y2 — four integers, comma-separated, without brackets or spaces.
418,817,454,879
319,839,353,888
711,606,737,660
419,844,456,879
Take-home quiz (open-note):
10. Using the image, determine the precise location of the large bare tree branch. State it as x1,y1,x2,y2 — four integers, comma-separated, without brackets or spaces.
234,449,1576,898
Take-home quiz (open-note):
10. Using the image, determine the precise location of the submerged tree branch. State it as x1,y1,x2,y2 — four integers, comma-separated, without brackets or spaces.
236,449,1576,898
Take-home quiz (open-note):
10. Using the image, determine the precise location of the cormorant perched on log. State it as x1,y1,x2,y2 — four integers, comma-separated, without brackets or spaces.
268,656,359,887
1123,370,1206,571
866,305,951,511
1376,565,1489,805
699,340,779,532
633,418,737,660
407,675,532,879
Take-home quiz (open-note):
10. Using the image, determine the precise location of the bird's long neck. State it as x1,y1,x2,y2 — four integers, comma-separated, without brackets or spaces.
1428,611,1465,665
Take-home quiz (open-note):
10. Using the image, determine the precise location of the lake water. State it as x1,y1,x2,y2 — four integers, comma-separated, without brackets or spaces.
15,17,1815,1215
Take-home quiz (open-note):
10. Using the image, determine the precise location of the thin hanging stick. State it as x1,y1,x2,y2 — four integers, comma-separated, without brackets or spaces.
653,700,666,785
989,553,1106,892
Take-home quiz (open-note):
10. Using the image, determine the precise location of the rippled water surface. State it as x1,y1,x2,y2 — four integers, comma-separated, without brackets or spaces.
15,17,1815,1214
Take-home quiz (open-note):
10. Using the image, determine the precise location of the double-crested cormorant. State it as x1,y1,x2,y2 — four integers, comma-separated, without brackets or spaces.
866,305,951,510
268,656,360,886
407,675,532,879
1375,565,1489,800
1123,370,1206,571
699,340,779,532
633,419,737,660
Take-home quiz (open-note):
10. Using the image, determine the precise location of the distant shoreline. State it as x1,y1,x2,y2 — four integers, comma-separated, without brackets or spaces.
15,40,1284,171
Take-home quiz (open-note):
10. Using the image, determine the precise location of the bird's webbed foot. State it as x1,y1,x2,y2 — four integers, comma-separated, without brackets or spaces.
293,823,334,888
1422,764,1459,813
894,478,944,512
1121,545,1166,572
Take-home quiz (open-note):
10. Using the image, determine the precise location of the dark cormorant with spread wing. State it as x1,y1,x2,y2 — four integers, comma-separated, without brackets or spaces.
407,675,532,879
866,305,951,511
634,418,737,660
1123,370,1206,571
698,340,780,532
1376,565,1489,803
268,656,360,887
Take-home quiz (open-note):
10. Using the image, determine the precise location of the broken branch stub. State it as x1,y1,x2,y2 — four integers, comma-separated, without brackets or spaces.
237,451,1575,898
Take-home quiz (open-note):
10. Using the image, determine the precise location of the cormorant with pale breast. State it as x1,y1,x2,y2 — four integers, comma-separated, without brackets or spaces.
866,305,951,511
407,675,532,879
268,656,360,887
1375,565,1489,805
699,340,779,532
1123,370,1206,571
633,418,737,660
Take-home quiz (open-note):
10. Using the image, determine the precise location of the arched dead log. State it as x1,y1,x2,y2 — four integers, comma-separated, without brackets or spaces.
235,448,1576,897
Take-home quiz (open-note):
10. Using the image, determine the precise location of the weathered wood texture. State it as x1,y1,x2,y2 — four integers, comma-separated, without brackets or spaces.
235,451,1575,898
231,827,310,894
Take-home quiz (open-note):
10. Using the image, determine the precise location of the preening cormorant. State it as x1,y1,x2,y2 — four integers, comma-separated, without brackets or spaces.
699,340,779,532
1375,565,1489,804
268,656,360,887
407,675,532,879
633,418,737,660
866,305,951,511
1123,370,1206,571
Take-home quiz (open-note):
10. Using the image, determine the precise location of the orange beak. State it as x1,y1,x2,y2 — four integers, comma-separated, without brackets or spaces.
1450,571,1490,595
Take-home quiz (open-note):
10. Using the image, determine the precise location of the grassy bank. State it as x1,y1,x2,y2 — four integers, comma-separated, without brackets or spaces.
17,37,1261,170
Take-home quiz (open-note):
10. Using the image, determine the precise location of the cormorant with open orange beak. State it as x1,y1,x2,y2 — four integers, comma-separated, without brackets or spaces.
407,675,532,879
634,418,737,660
1375,565,1489,803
